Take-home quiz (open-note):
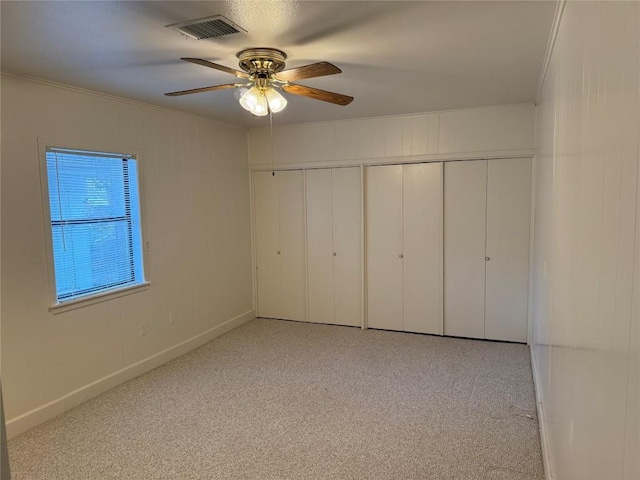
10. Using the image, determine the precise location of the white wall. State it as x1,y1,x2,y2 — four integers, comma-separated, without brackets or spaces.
532,2,639,479
0,74,254,438
248,103,535,168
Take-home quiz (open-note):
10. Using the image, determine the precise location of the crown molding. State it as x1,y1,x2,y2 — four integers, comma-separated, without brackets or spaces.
536,0,567,102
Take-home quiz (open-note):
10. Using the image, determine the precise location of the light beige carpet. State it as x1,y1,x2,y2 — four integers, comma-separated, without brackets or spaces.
8,319,544,479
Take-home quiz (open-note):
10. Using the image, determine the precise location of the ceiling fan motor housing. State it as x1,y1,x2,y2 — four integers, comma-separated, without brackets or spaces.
237,48,287,75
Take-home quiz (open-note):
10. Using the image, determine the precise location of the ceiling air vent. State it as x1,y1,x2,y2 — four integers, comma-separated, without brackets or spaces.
166,15,246,40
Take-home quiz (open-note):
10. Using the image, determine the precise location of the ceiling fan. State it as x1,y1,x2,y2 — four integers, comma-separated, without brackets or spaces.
164,48,353,116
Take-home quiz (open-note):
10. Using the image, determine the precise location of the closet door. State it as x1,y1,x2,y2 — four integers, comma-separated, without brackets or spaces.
403,163,443,334
278,170,306,321
332,167,362,327
485,158,532,342
306,169,335,324
254,171,281,318
444,160,487,339
367,165,403,330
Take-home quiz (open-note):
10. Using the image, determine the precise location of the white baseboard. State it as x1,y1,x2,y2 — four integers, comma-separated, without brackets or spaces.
530,344,553,480
7,310,255,439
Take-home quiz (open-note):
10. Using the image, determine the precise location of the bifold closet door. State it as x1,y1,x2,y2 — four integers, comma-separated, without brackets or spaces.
278,170,306,321
331,168,362,326
254,171,281,319
306,167,362,326
444,160,487,339
485,158,531,342
403,163,443,334
306,169,335,324
366,165,403,330
444,159,531,342
367,163,442,333
254,170,306,321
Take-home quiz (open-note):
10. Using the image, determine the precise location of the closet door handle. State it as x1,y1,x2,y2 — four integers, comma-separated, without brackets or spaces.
399,254,404,259
332,252,337,256
485,256,490,261
277,251,281,255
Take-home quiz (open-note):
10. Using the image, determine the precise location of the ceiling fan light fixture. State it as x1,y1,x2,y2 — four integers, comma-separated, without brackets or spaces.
166,47,354,112
239,85,286,116
266,88,287,113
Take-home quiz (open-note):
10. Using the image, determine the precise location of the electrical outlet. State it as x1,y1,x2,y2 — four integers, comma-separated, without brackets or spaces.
169,312,176,325
139,322,147,337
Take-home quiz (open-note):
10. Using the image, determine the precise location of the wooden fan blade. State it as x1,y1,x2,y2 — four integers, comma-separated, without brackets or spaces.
282,84,353,106
165,84,237,97
275,62,341,82
181,58,250,79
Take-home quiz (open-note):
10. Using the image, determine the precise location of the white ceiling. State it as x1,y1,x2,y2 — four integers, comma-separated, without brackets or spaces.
1,1,556,127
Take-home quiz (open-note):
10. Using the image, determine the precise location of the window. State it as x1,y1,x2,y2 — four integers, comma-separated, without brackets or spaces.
45,147,145,304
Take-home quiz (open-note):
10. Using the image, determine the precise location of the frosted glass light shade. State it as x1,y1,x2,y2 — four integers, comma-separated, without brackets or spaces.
253,94,269,116
234,87,249,101
239,86,269,116
266,88,287,113
239,86,261,112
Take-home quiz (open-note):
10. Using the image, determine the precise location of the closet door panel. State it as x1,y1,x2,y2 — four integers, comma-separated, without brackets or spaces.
306,169,335,324
254,172,281,318
485,158,532,342
444,160,487,339
278,170,307,321
366,165,403,330
332,167,362,327
403,163,443,334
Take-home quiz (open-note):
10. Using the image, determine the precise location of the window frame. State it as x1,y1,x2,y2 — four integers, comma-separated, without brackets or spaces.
38,139,150,313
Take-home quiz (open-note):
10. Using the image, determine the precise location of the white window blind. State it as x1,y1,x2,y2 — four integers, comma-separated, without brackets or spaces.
45,148,145,303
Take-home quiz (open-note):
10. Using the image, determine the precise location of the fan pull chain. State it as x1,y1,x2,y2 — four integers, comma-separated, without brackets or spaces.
269,108,275,176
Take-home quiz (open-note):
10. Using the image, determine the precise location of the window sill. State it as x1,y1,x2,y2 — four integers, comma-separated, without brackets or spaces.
49,282,151,315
